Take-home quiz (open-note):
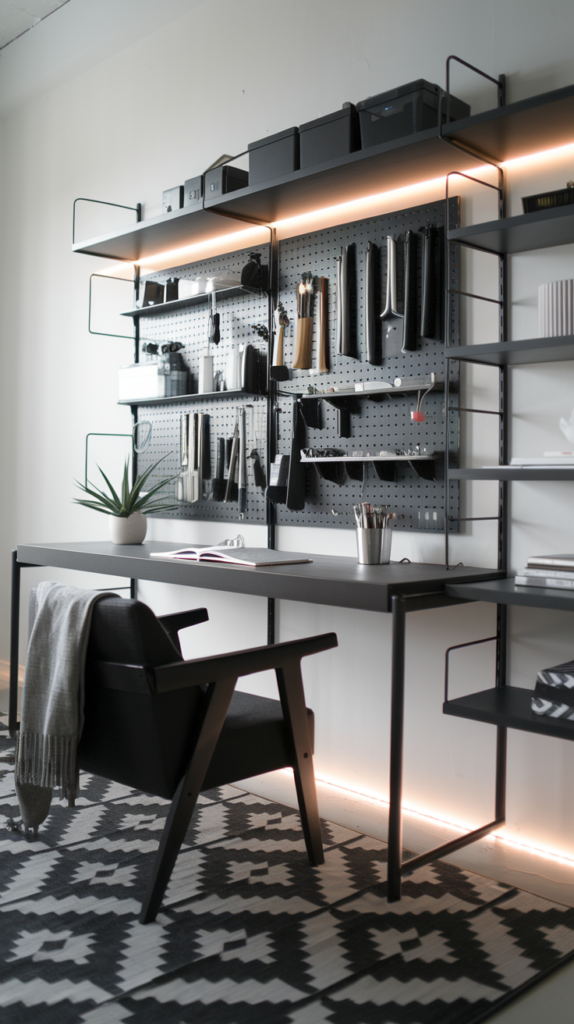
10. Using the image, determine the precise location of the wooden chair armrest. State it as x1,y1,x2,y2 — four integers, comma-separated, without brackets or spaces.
153,632,338,693
158,608,209,651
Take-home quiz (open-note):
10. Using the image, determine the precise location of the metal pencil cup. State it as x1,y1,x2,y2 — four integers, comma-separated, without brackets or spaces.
356,524,392,565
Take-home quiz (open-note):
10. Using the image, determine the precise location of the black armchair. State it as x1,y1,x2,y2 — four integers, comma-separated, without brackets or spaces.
76,597,337,923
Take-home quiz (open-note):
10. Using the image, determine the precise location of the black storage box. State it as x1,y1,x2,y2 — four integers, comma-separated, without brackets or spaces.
299,104,360,169
162,186,184,214
357,80,470,148
205,165,249,198
522,185,574,213
183,175,203,209
248,127,299,185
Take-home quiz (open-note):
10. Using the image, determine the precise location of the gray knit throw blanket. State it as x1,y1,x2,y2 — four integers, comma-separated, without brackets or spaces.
15,582,113,833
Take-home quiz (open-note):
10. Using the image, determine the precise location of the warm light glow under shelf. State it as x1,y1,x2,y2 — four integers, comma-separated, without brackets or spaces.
92,138,574,275
308,769,574,871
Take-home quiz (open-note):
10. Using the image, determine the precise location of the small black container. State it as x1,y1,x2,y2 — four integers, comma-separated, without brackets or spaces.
356,80,470,147
248,127,299,185
299,104,360,169
522,185,574,213
183,175,203,209
162,186,184,214
205,164,249,198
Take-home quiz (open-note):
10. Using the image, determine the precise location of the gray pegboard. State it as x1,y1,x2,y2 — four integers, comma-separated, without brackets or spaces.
134,393,268,523
274,199,460,530
133,244,270,525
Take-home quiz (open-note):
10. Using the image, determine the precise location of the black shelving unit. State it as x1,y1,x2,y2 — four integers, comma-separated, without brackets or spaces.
70,59,574,905
430,58,574,903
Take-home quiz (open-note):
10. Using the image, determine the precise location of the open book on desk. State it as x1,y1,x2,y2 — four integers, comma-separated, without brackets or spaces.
150,546,312,567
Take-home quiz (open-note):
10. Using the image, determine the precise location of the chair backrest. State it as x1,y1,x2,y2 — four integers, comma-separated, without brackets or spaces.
78,598,206,799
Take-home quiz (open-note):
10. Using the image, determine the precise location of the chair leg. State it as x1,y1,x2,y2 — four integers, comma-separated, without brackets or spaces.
276,661,324,866
139,675,238,923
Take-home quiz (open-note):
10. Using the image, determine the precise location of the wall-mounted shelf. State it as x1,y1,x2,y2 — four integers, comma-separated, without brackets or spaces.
300,453,436,464
205,130,477,227
444,686,574,742
444,82,574,164
118,388,264,408
446,336,574,366
450,466,574,481
71,205,251,262
448,205,574,255
72,83,574,263
297,378,445,402
120,285,263,318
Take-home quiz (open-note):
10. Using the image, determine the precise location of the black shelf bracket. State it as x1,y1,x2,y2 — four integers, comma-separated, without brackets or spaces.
89,273,136,340
72,197,141,246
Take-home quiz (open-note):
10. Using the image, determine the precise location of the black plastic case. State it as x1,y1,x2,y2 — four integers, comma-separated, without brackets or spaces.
248,127,299,185
183,176,203,209
356,80,470,147
299,105,360,169
205,165,249,198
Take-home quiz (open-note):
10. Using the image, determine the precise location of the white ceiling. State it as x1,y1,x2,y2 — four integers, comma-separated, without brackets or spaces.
0,0,70,50
0,0,207,116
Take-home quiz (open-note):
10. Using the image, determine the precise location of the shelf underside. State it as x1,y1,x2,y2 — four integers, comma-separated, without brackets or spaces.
446,336,574,366
445,576,574,611
444,686,574,741
451,467,574,480
118,388,263,407
449,205,574,255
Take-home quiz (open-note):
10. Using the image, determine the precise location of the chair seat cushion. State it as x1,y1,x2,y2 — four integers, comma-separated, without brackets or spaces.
202,690,315,790
78,685,314,799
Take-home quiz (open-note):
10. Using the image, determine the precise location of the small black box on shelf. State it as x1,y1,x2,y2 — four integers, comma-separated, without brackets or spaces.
162,186,184,214
183,175,203,209
141,281,165,307
205,165,248,197
522,185,574,213
165,278,179,302
299,104,360,169
356,80,470,148
248,127,299,185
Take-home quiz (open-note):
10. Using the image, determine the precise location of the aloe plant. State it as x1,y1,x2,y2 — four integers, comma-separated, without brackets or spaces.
75,456,179,517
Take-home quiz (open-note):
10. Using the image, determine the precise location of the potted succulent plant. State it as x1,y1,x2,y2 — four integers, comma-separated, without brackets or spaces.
74,456,178,544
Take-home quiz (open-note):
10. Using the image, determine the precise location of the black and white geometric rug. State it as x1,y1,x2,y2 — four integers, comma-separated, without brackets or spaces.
2,711,574,1024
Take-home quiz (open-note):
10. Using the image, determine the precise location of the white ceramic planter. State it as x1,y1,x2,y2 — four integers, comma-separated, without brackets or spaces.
109,512,147,545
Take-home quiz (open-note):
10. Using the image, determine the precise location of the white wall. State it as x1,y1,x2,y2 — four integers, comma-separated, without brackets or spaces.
2,0,574,858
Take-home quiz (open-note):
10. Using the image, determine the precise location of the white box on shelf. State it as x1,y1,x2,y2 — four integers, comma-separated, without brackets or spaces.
118,364,165,401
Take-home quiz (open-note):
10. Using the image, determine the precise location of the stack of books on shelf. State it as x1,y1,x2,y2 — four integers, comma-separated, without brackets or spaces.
516,554,574,591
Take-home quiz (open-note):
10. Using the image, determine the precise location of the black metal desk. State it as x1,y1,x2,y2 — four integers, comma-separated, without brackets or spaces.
10,540,502,899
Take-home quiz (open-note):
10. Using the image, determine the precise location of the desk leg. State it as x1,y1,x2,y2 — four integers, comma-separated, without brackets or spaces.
130,578,137,600
387,595,406,902
9,550,21,738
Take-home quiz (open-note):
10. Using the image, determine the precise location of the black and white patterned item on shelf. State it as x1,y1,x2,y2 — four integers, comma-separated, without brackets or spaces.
532,658,574,718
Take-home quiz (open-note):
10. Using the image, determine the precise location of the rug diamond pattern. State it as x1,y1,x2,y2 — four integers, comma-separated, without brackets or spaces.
1,716,574,1023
